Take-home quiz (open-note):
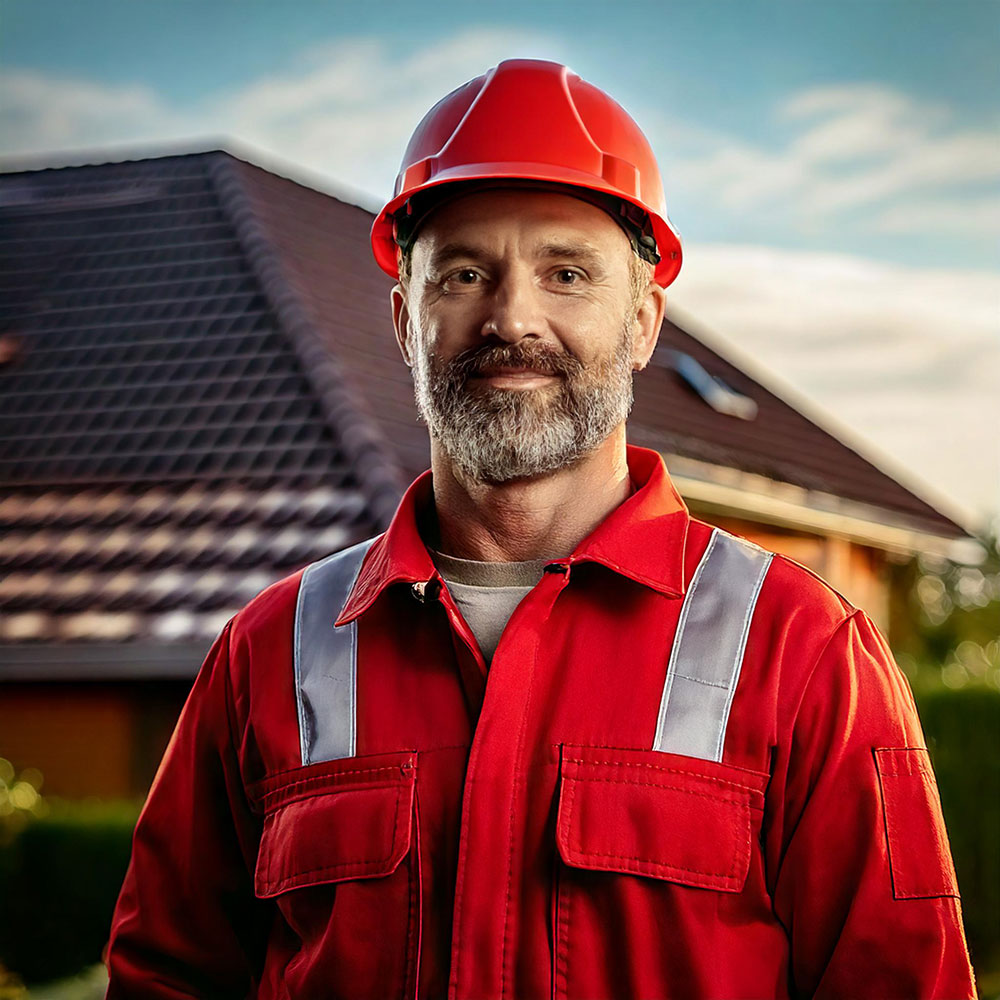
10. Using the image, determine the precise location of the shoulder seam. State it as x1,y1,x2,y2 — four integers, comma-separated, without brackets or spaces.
769,550,857,616
791,608,866,725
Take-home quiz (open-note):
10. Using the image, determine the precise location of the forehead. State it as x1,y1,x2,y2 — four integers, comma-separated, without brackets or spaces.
411,188,631,264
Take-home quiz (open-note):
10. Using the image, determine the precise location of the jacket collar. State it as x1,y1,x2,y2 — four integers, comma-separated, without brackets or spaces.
335,444,690,626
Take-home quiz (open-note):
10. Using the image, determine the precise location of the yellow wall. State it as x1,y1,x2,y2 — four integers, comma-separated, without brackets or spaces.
0,682,188,799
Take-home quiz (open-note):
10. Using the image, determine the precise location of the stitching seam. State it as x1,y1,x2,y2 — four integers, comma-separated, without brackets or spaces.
672,670,728,690
561,775,758,808
562,775,749,882
562,757,764,795
258,786,404,893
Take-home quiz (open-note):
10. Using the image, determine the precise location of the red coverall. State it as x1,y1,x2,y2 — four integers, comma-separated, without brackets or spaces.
105,445,976,999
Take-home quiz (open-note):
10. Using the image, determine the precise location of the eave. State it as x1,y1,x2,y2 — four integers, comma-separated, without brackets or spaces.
665,453,977,560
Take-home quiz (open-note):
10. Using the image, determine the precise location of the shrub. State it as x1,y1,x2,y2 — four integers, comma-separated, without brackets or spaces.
0,798,140,985
916,684,1000,979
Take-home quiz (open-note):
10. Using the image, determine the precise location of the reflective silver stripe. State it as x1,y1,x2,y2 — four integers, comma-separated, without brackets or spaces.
652,528,773,761
294,537,377,765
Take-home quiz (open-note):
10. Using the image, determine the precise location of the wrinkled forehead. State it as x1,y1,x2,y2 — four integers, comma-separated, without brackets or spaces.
410,186,633,268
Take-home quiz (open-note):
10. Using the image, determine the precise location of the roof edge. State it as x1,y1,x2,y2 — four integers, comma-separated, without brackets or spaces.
0,138,384,217
0,641,209,681
662,301,979,538
665,452,979,560
206,153,406,528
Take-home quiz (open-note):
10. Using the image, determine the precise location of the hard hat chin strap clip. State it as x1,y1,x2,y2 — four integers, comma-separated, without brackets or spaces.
614,199,661,266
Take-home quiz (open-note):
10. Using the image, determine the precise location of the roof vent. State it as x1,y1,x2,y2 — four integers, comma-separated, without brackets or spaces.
657,349,758,421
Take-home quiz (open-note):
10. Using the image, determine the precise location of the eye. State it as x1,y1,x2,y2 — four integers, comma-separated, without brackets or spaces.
438,267,485,293
553,268,582,285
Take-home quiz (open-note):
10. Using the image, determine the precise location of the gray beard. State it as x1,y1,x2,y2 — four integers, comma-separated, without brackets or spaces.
411,331,634,484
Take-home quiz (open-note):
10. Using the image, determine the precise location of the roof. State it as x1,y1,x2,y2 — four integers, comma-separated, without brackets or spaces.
0,149,965,652
0,151,403,646
630,324,967,547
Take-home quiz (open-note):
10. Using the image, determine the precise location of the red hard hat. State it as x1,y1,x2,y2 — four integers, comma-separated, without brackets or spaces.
371,59,683,288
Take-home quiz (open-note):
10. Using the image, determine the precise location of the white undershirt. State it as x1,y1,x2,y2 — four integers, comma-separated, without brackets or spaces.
428,548,551,667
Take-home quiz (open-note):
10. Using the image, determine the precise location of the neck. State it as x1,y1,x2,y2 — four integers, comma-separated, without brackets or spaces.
427,426,632,562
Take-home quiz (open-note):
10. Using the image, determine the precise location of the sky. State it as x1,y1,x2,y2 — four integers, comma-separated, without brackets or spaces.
2,0,998,530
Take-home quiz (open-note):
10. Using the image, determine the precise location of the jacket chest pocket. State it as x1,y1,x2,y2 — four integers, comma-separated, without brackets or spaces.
249,750,420,1000
552,744,768,1000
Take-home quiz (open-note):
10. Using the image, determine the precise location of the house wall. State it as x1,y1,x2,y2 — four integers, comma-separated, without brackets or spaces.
0,681,189,799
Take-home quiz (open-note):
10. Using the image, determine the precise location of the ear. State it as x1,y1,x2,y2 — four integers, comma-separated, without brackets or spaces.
391,284,414,368
630,281,667,371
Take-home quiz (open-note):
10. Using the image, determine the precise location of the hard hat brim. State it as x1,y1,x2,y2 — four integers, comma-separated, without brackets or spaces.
371,162,682,288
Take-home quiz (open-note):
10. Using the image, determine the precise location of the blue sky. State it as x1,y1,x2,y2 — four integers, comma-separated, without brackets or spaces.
2,0,998,524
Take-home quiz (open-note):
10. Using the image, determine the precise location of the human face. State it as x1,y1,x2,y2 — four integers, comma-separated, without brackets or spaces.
391,189,664,484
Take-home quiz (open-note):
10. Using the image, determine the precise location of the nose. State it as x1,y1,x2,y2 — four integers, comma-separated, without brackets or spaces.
480,268,543,343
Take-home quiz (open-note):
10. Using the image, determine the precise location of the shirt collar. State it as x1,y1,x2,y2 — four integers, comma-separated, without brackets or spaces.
335,444,690,626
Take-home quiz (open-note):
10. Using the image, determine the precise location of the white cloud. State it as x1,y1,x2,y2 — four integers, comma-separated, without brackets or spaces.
0,69,191,155
871,195,1000,236
668,244,1000,525
0,27,567,199
208,28,569,201
664,83,1000,237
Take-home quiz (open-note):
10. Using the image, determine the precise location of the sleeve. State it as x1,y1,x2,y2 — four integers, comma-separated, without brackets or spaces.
769,610,977,1000
105,619,272,998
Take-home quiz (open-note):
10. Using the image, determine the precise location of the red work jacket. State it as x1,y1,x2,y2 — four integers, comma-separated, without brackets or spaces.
106,445,975,999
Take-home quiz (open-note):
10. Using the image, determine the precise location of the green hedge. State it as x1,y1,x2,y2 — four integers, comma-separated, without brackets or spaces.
0,799,140,985
915,684,1000,978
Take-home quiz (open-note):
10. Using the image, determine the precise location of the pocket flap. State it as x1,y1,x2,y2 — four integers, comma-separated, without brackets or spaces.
251,751,416,898
556,745,767,893
874,747,960,899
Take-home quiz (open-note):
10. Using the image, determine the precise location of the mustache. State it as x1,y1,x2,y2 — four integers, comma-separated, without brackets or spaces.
443,342,583,381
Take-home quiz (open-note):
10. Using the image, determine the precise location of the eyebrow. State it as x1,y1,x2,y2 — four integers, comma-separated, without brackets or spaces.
426,241,608,273
537,243,606,271
426,242,488,272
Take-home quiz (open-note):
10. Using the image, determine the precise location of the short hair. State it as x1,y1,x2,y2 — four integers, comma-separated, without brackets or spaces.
627,252,655,311
398,245,413,289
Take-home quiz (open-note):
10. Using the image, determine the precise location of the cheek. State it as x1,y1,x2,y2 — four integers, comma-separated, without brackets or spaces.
558,308,632,363
416,303,475,352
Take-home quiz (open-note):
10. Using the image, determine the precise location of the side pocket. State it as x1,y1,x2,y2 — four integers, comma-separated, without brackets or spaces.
246,751,419,999
253,752,416,897
556,747,766,892
874,747,960,900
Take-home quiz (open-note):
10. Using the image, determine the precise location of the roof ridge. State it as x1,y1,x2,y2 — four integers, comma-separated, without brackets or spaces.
205,153,405,528
0,147,223,179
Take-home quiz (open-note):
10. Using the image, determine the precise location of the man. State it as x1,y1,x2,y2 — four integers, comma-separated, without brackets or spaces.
106,59,976,998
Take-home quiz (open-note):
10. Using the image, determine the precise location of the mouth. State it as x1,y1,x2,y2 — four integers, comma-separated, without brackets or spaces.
468,366,561,388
